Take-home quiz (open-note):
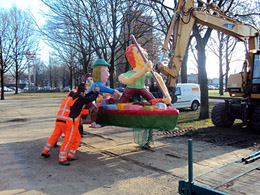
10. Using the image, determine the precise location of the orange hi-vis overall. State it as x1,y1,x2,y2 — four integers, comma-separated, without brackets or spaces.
42,95,73,155
59,97,81,162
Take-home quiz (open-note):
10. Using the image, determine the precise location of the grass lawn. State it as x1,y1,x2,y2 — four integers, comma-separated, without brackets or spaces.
176,102,218,129
4,92,68,99
208,89,230,98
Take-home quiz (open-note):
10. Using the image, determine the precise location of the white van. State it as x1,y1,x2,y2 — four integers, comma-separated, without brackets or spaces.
171,83,201,111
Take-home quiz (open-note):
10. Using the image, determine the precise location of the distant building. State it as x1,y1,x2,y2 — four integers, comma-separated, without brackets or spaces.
177,73,227,88
4,73,26,89
187,73,198,83
208,78,226,88
210,78,219,85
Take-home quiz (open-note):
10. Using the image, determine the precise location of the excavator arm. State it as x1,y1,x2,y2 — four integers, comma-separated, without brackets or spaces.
156,0,259,88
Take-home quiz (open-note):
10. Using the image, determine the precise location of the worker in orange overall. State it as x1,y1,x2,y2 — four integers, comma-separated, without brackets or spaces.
41,90,75,158
59,83,100,166
79,73,93,133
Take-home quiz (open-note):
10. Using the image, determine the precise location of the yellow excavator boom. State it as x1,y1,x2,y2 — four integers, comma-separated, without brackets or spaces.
157,0,259,89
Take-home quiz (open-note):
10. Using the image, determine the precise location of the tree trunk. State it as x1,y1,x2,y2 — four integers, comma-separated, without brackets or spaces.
225,36,230,92
0,38,4,100
110,53,115,89
197,43,209,119
193,24,212,120
82,47,88,74
70,67,73,89
219,33,224,95
181,37,192,83
109,3,117,90
124,40,131,72
0,68,4,100
15,69,19,94
181,49,188,83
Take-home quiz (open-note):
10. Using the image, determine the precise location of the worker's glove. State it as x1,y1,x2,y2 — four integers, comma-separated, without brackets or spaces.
93,85,101,93
144,60,153,72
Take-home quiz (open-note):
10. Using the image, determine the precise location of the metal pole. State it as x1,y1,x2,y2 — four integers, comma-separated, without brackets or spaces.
245,153,260,164
28,60,31,91
242,150,260,162
188,139,193,183
34,57,36,88
188,139,193,195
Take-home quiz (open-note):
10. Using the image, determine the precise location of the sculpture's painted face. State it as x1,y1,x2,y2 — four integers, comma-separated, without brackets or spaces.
125,44,148,72
100,66,110,84
86,77,93,87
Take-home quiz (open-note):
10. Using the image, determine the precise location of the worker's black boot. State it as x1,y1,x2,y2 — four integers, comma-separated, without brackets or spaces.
54,142,58,147
79,124,84,137
41,153,50,158
59,161,70,166
67,157,78,161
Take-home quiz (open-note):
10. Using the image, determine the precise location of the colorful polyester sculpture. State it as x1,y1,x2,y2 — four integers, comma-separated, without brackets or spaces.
85,73,93,91
118,44,171,104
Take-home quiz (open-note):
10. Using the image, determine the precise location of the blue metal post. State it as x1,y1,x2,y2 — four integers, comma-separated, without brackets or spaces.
188,139,193,183
188,139,193,194
178,139,228,195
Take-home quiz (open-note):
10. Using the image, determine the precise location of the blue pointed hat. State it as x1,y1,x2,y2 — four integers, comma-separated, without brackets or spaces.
93,59,110,67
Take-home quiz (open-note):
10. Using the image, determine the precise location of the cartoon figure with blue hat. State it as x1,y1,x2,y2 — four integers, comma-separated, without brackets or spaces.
88,59,120,100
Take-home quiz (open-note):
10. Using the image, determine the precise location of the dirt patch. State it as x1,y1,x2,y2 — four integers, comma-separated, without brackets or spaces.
157,126,260,150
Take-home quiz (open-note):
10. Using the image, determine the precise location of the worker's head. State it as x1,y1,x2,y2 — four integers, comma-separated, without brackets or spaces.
77,82,86,95
125,44,148,72
68,90,75,97
92,59,110,84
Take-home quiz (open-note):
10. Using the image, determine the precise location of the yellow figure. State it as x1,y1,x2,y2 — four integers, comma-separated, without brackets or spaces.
85,73,93,92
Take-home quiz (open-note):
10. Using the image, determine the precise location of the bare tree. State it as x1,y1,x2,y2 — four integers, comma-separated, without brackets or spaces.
40,0,92,86
84,0,146,88
34,59,47,87
40,0,160,88
218,32,224,95
208,31,225,95
224,35,239,91
0,9,14,100
208,31,239,94
8,6,38,94
84,0,123,88
56,45,79,89
0,6,38,98
193,22,212,119
116,1,160,78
